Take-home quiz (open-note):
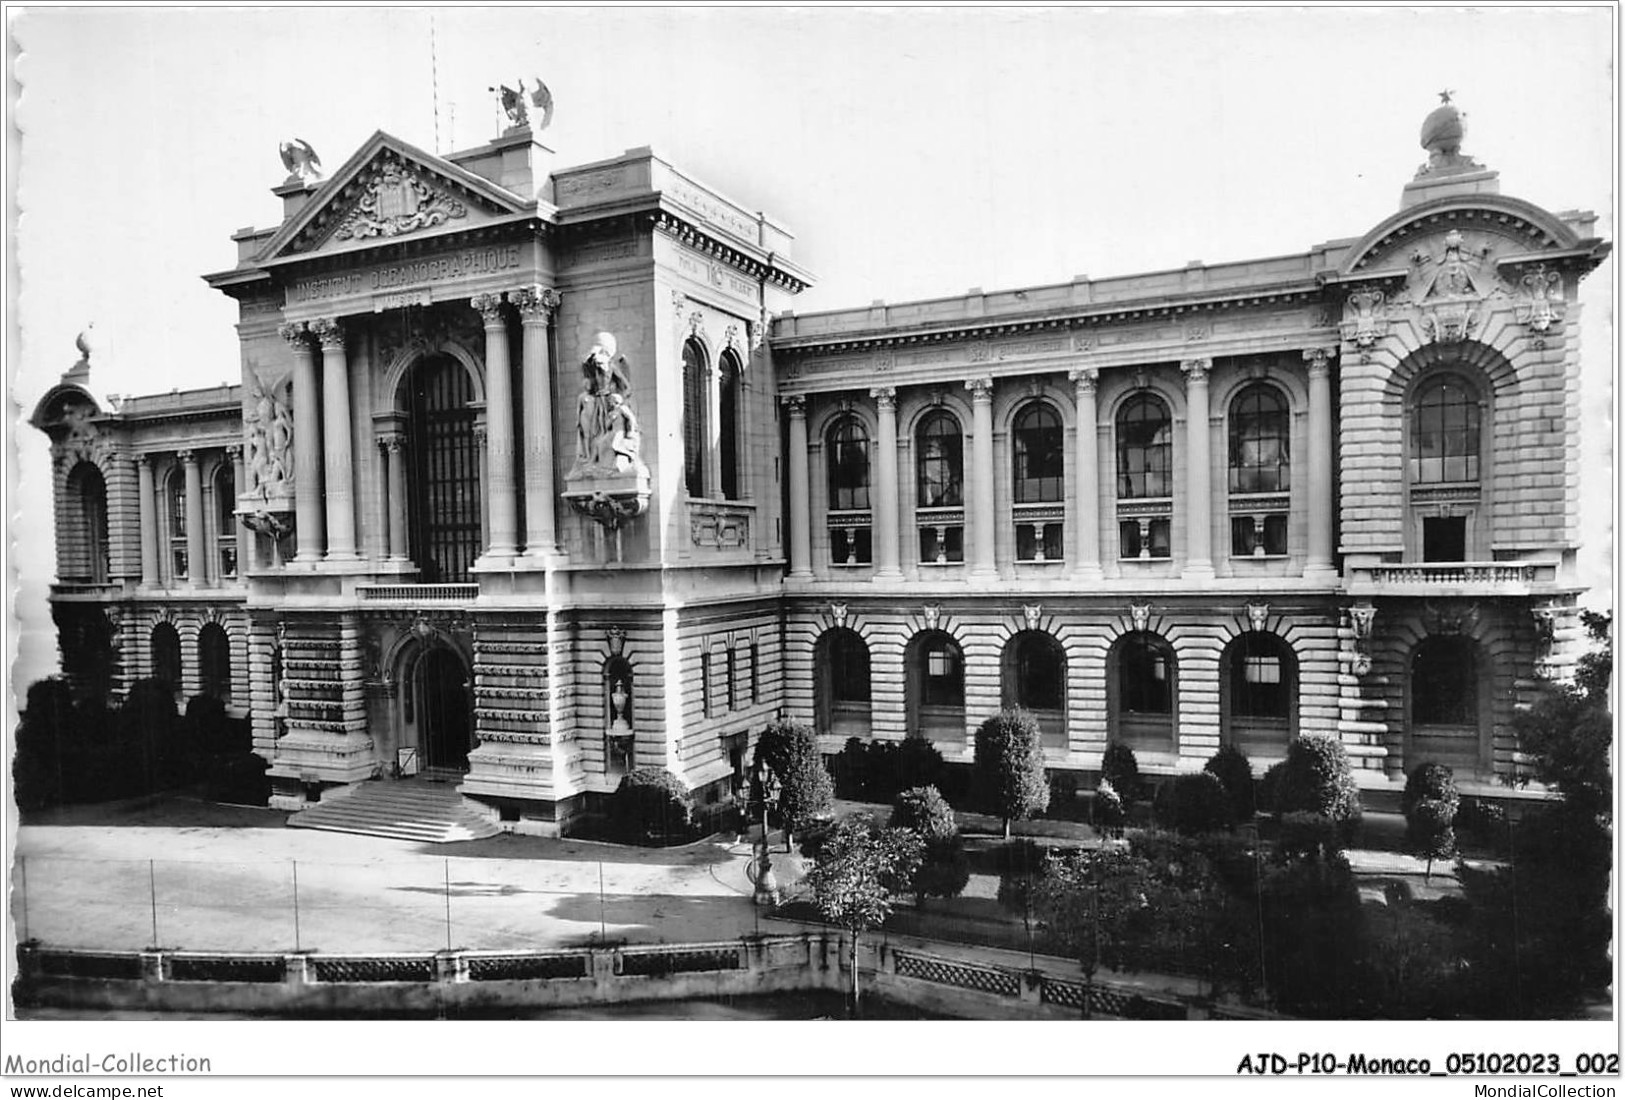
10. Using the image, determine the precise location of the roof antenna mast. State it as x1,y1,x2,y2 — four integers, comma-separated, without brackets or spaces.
430,13,442,153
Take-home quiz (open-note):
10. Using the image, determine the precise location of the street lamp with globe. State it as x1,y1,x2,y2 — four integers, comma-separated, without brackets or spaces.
751,757,782,907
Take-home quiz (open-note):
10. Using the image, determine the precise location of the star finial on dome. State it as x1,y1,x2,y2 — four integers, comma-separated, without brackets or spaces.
1438,88,1454,105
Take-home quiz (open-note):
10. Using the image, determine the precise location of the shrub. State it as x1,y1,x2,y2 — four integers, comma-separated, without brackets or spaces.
610,767,694,844
1401,762,1459,881
895,738,946,797
1152,771,1234,836
1273,735,1362,849
889,785,957,839
973,708,1049,838
754,720,835,850
890,785,967,905
1204,745,1256,823
1100,742,1144,803
1257,761,1287,814
1455,797,1509,854
1091,779,1126,839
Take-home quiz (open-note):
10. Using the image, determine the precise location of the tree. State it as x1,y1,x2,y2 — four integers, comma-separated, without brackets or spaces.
1273,734,1362,856
1101,741,1144,803
802,814,924,1015
1151,771,1233,836
1401,762,1459,883
1511,686,1612,814
1203,744,1256,824
890,785,969,905
1573,608,1612,705
973,708,1049,839
753,720,835,852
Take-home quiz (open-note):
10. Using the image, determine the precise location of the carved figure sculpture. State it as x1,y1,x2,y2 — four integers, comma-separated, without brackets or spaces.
246,374,294,494
570,333,639,477
279,138,323,184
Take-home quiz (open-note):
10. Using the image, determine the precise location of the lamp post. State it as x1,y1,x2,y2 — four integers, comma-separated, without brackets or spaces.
752,758,781,907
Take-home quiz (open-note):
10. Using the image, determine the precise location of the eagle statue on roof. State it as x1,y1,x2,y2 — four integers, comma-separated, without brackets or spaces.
279,138,323,185
490,78,554,131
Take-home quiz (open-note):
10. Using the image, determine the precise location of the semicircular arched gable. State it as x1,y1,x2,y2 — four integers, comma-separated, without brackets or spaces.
1382,339,1518,403
1339,194,1581,276
379,339,486,413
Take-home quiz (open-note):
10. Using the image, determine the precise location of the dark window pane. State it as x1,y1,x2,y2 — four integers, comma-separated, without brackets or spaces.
1412,374,1480,485
831,632,871,703
1422,516,1466,562
827,417,871,510
916,412,964,507
719,351,741,500
1413,638,1477,724
1013,404,1064,503
683,339,708,498
921,635,964,708
1120,635,1172,714
1012,634,1064,711
1230,634,1292,718
1117,395,1172,500
1228,385,1290,494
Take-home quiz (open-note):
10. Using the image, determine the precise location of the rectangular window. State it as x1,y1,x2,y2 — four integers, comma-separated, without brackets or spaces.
1423,516,1467,562
918,524,965,564
1016,522,1064,562
1230,514,1288,557
700,651,712,718
1120,518,1171,559
750,641,760,704
727,648,738,712
830,525,872,565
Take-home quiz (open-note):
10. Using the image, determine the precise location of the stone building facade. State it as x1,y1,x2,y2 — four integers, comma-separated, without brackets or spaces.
32,98,1609,830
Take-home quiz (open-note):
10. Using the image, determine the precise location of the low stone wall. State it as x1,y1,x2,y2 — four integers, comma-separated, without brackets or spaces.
13,936,1215,1020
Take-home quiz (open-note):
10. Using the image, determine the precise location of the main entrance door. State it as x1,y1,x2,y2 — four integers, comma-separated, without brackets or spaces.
416,647,472,772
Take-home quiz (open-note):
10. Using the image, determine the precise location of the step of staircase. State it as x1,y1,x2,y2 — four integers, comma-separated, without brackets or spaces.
287,779,500,843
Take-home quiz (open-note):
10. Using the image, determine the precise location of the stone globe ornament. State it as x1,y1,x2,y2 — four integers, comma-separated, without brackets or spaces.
1420,89,1465,156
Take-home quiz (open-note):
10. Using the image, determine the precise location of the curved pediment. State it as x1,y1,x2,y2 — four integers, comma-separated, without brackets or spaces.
30,382,100,433
255,131,534,265
1340,194,1581,276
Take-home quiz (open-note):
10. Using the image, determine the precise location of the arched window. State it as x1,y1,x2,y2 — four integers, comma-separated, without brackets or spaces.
916,411,964,563
1002,630,1065,744
1111,631,1176,752
405,355,481,583
718,349,743,501
213,463,238,580
65,462,109,584
908,631,964,740
817,627,871,735
1221,632,1297,758
1012,403,1064,563
1228,384,1290,556
166,468,189,581
604,655,635,777
1410,635,1485,775
682,338,709,498
151,622,182,692
1411,374,1480,485
198,623,232,703
826,416,872,565
1116,395,1172,559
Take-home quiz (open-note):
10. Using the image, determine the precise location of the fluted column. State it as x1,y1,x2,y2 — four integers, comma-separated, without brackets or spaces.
309,318,358,561
1181,358,1214,578
473,293,518,562
1304,346,1337,581
966,377,997,576
871,386,902,578
135,453,158,587
180,450,206,586
381,434,407,560
280,322,324,562
785,396,813,578
227,444,249,577
1070,368,1103,579
513,285,562,558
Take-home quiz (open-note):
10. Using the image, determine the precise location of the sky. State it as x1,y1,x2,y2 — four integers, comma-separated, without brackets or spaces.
0,3,1617,1076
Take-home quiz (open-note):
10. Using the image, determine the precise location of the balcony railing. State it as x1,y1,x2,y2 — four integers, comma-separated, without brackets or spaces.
1347,560,1560,594
357,584,481,603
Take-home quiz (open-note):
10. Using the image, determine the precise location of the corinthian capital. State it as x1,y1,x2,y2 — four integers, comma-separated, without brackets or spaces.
1180,358,1211,384
782,394,807,418
870,386,897,411
470,293,506,325
511,284,562,322
1303,346,1337,377
307,317,345,352
1068,367,1098,396
965,376,995,402
277,321,308,349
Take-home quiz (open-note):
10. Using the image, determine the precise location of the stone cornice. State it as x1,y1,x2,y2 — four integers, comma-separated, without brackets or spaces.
772,283,1324,358
649,209,812,294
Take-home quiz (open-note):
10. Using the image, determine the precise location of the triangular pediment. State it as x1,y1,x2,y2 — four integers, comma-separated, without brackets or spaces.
257,131,532,264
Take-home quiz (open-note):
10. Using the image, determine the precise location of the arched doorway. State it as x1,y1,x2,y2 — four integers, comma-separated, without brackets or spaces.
415,646,473,772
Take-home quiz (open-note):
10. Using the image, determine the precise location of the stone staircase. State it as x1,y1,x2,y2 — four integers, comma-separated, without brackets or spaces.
286,777,500,843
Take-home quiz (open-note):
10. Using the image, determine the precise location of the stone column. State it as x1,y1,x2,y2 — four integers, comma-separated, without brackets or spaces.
309,318,358,561
871,386,902,579
135,453,158,587
1181,358,1215,579
227,444,249,577
280,322,324,562
965,377,997,577
1304,346,1337,582
381,434,408,560
180,450,206,586
785,396,813,579
513,285,562,559
473,293,518,562
1070,368,1102,579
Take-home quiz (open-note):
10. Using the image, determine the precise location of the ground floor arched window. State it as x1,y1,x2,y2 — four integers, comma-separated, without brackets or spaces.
1220,631,1296,759
198,623,232,704
151,623,183,695
907,630,964,741
1002,630,1066,745
1110,631,1176,752
816,627,871,737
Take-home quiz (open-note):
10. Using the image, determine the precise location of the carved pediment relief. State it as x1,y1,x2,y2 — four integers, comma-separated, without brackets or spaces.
259,133,529,262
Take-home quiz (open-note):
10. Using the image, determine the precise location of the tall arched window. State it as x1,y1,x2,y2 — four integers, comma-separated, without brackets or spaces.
405,355,481,583
826,416,872,565
916,411,964,563
1221,632,1297,758
1228,384,1290,557
682,338,709,498
1111,631,1176,752
1002,630,1066,744
151,622,182,692
1410,373,1482,562
718,349,743,501
1012,403,1064,562
198,623,232,703
1410,635,1484,775
1116,394,1173,559
817,627,871,735
908,630,964,740
65,462,109,584
166,468,189,581
213,463,238,580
